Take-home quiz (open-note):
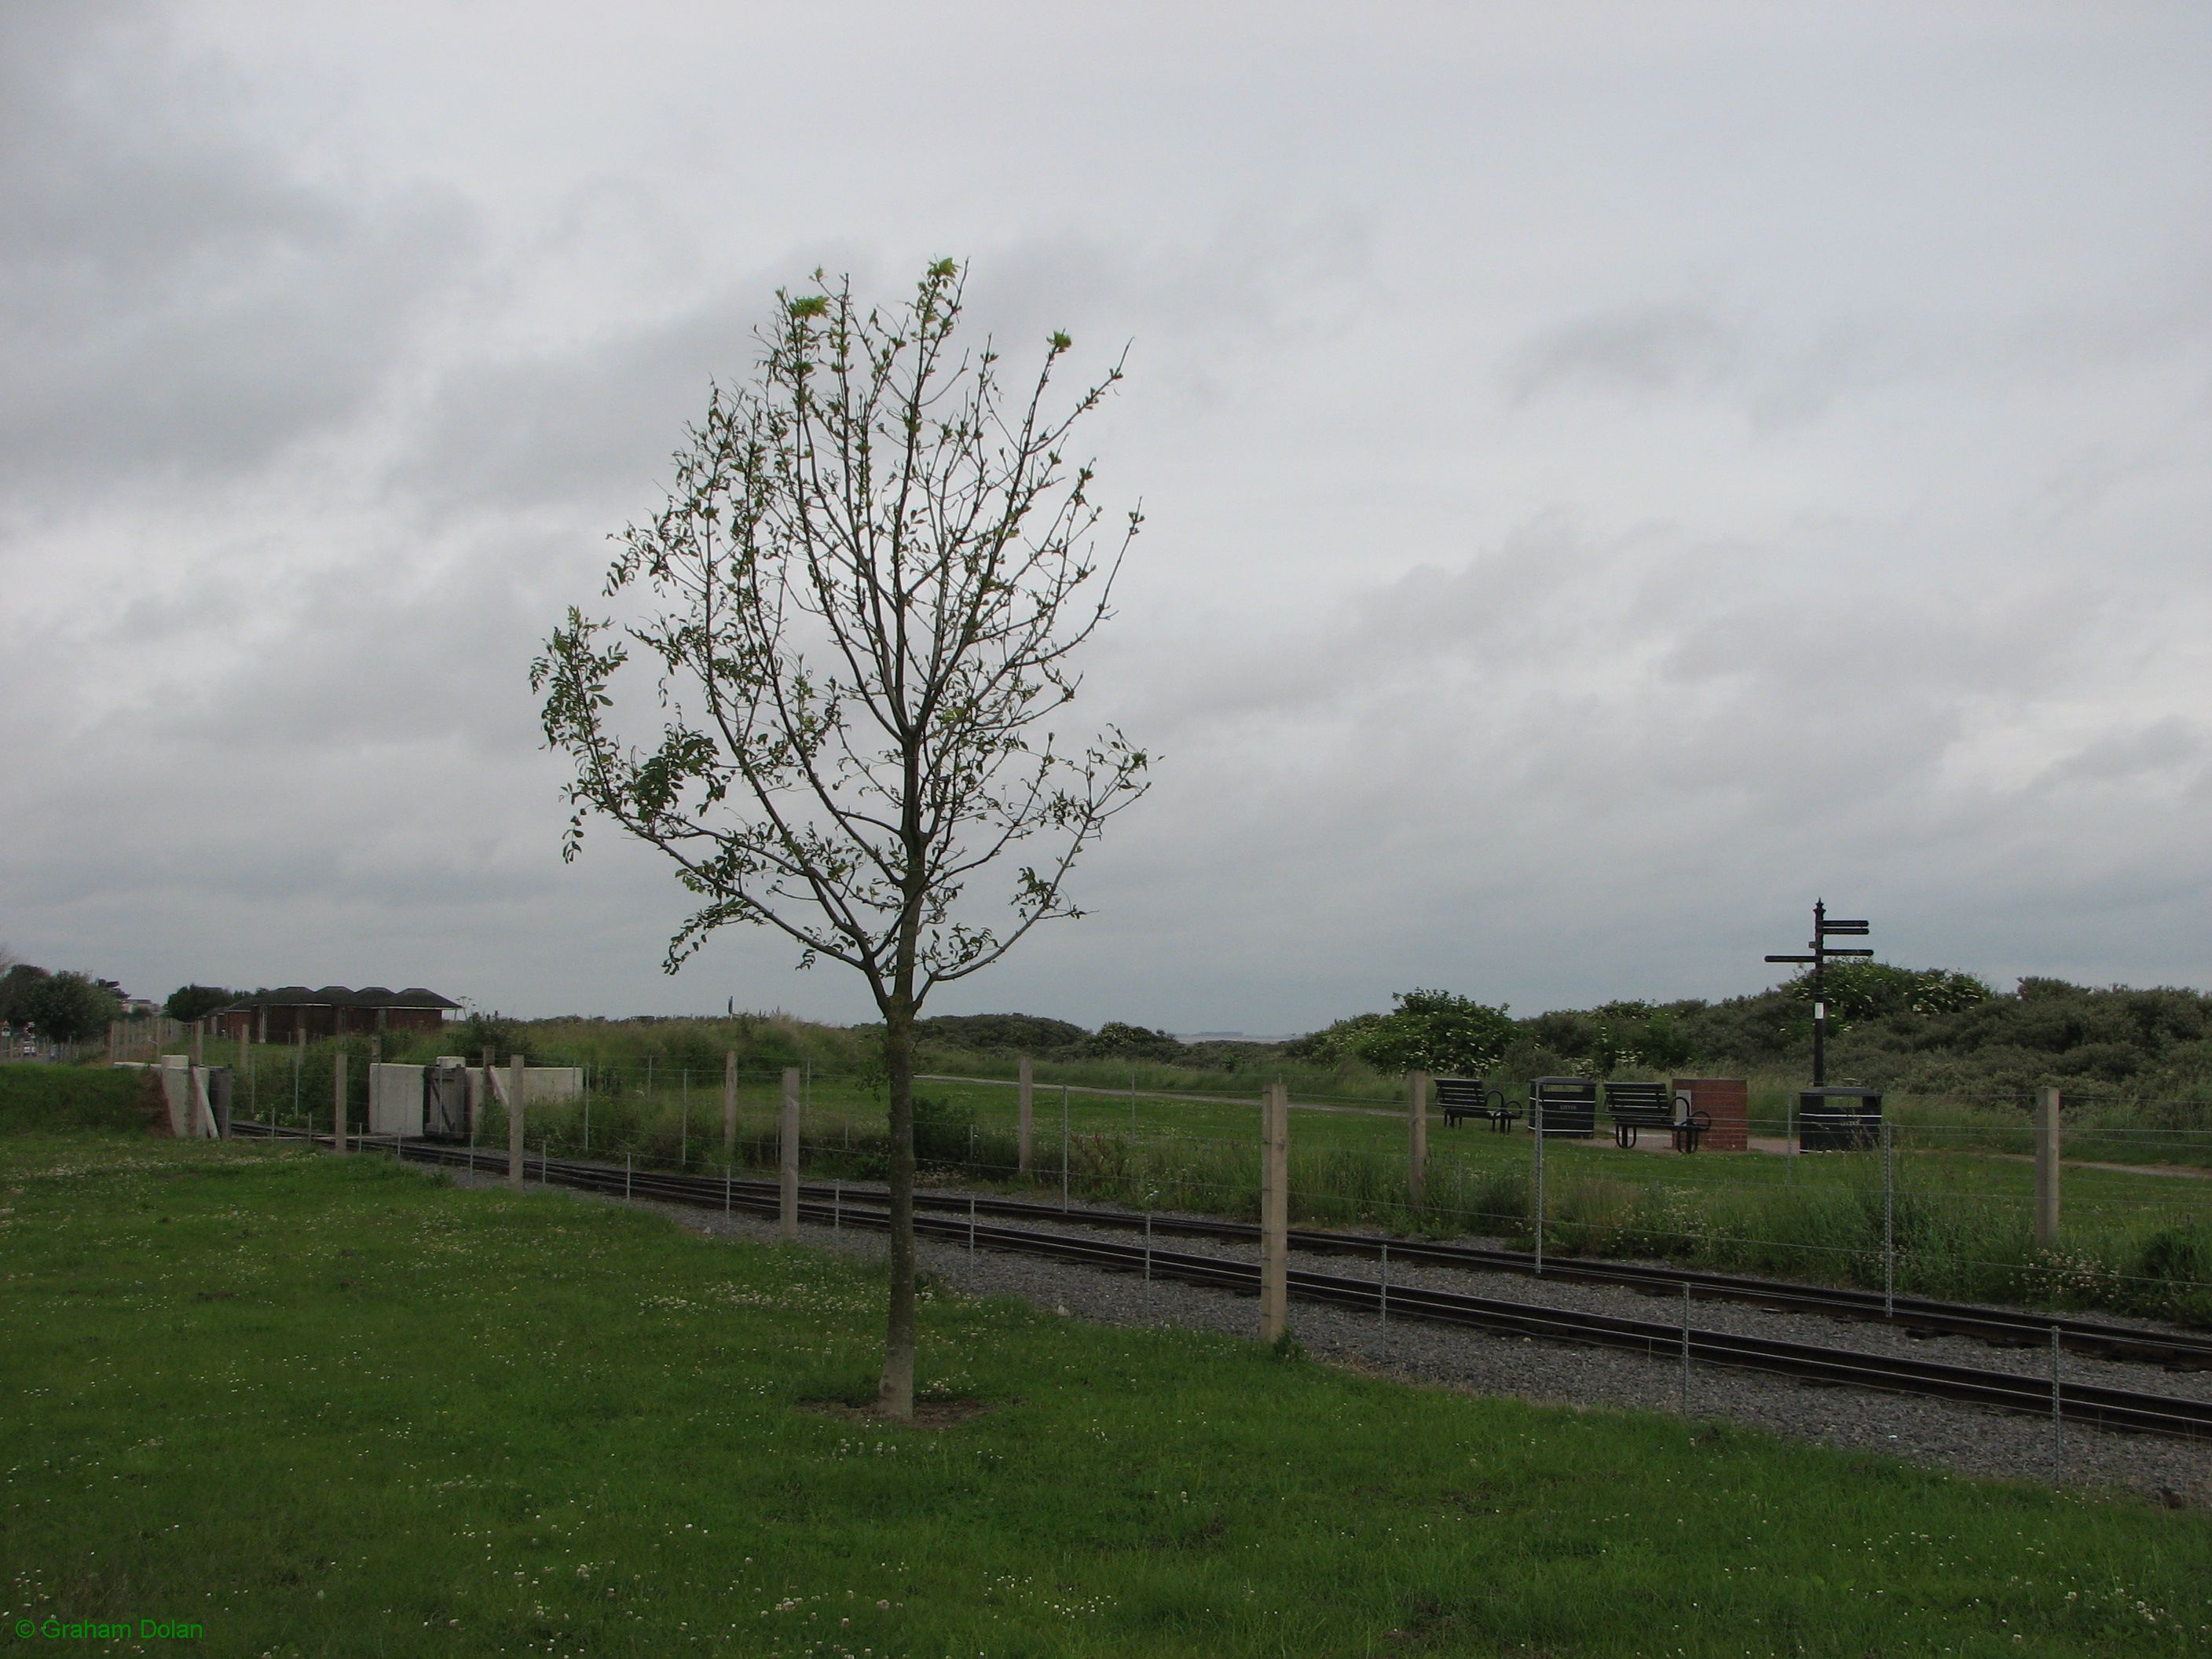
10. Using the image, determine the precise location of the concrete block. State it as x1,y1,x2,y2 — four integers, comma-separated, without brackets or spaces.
369,1064,427,1136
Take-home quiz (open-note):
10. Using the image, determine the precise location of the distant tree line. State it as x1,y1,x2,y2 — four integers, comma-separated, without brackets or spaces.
903,967,2212,1097
1292,969,2212,1095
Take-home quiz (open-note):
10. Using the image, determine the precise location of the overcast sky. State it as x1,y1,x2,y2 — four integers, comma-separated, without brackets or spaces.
4,3,2208,1031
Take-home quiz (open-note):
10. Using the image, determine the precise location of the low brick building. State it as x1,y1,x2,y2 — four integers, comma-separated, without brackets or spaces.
213,986,461,1043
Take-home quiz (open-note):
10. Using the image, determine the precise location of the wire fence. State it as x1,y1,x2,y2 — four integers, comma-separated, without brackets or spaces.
211,1044,2212,1328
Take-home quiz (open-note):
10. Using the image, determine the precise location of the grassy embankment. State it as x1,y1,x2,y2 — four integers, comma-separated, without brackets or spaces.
195,1017,2212,1328
0,1062,148,1133
2,1086,2208,1657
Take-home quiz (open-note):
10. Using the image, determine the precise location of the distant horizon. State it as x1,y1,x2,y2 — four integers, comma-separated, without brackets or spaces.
79,963,2177,1035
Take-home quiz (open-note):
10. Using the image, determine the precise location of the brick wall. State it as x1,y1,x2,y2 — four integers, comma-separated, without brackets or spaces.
1672,1077,1749,1152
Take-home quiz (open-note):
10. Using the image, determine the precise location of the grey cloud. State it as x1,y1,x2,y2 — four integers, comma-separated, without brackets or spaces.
1129,508,2050,824
1500,302,1939,428
152,533,584,755
1502,280,2212,430
958,213,1375,391
398,214,1373,519
397,299,769,515
2038,716,2206,789
1094,509,2158,966
1504,303,1741,405
1130,515,1607,731
0,5,472,499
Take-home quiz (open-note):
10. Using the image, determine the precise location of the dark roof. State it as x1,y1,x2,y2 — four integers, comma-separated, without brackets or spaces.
217,985,462,1012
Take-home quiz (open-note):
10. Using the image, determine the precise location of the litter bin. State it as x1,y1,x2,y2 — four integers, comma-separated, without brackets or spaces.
1528,1076,1598,1138
1797,1086,1882,1151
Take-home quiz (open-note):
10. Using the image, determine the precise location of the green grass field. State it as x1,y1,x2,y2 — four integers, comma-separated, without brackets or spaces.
2,1108,2209,1657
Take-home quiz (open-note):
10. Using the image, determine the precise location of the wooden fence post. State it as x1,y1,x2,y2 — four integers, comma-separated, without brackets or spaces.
723,1049,738,1159
333,1049,349,1155
507,1055,526,1190
2034,1086,2061,1247
1260,1082,1288,1344
1017,1055,1035,1177
1408,1070,1429,1211
779,1066,800,1241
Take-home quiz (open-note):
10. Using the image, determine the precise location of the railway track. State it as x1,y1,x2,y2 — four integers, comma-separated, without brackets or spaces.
890,1181,2212,1372
236,1122,2212,1441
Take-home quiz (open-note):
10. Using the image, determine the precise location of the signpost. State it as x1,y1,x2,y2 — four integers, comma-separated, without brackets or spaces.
1764,899,1873,1087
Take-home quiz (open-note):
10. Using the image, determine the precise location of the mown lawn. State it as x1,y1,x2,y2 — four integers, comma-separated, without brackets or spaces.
2,1124,2207,1657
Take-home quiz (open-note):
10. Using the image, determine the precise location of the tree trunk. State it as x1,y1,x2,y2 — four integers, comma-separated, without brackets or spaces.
877,996,917,1419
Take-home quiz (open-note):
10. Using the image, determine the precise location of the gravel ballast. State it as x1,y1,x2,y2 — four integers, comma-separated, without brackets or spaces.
435,1161,2212,1508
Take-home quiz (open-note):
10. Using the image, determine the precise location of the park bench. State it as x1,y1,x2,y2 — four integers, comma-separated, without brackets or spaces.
1435,1076,1519,1132
1602,1081,1712,1152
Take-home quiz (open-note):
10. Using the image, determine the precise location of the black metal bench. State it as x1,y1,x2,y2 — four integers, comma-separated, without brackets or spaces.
1602,1081,1711,1152
1435,1076,1518,1132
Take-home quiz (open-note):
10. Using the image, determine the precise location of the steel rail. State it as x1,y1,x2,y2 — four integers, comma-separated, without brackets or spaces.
262,1127,2212,1441
924,1193,2212,1372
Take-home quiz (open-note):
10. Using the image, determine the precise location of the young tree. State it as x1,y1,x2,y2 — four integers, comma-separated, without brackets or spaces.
533,261,1148,1417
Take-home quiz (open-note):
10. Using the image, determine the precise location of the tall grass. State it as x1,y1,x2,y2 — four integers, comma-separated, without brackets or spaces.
204,1027,2212,1328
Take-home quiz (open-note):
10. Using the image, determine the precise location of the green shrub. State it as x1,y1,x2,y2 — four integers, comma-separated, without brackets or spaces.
911,1093,975,1163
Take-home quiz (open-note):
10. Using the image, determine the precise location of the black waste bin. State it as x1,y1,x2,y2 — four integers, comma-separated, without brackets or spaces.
1529,1076,1598,1138
1797,1086,1882,1151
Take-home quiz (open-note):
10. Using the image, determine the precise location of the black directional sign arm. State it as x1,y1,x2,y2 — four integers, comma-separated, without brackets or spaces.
1768,900,1873,1090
